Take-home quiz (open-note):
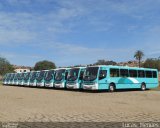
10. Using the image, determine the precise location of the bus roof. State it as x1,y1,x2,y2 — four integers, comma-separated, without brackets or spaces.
87,65,158,71
56,68,71,70
70,67,86,69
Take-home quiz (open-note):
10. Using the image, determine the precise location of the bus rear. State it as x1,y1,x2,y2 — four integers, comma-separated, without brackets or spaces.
54,68,70,88
66,67,85,89
44,69,55,88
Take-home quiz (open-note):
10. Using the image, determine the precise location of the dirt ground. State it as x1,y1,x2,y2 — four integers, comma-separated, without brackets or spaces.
0,85,160,122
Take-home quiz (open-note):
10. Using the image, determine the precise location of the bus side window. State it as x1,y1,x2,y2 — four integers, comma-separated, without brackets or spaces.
110,68,119,77
145,71,152,78
152,71,157,78
129,70,137,77
99,70,107,80
138,70,145,78
120,69,128,77
79,71,84,80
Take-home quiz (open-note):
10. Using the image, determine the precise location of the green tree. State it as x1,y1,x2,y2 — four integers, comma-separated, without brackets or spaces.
143,58,160,71
134,50,144,67
0,57,14,76
34,60,56,71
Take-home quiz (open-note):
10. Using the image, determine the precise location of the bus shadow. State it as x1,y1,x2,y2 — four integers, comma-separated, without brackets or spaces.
5,85,150,93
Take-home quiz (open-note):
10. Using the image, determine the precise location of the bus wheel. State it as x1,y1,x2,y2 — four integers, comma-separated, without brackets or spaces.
109,83,115,92
141,83,146,91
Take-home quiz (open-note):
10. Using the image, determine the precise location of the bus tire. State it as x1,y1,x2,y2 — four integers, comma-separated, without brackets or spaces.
109,83,116,92
141,83,146,91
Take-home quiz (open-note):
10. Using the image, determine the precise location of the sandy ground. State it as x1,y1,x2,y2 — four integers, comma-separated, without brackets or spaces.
0,85,160,122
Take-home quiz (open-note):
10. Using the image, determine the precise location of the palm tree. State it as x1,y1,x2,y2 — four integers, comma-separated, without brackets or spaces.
134,50,144,67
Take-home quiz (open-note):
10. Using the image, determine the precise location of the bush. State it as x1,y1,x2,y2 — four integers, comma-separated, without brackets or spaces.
143,58,160,71
0,57,14,76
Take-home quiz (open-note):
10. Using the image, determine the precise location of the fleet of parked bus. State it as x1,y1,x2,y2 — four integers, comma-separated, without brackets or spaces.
2,65,159,92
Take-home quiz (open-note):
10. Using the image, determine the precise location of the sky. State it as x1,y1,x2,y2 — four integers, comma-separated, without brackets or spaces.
0,0,160,67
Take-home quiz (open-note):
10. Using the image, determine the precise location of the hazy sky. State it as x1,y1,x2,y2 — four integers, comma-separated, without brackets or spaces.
0,0,160,67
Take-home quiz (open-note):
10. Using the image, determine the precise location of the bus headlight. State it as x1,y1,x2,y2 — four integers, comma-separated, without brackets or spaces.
92,83,98,89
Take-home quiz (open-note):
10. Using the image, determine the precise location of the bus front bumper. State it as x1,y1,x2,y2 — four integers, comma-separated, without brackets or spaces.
14,82,19,85
19,82,24,86
10,81,14,85
37,82,45,87
66,83,79,89
24,82,30,86
45,82,54,88
55,83,65,88
83,83,98,90
29,83,36,86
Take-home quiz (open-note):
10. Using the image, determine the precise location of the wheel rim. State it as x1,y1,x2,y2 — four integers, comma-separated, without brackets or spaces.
142,85,145,91
110,85,114,92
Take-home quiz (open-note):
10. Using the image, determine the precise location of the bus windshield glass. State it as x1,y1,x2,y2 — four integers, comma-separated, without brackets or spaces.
11,74,15,80
37,71,45,81
19,73,24,80
17,74,20,80
45,70,54,81
83,67,99,81
24,73,30,80
7,74,11,80
67,68,79,81
30,72,37,80
55,69,65,81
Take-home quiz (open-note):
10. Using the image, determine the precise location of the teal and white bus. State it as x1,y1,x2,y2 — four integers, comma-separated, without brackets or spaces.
13,73,20,85
18,72,25,85
10,73,16,85
66,67,86,89
44,69,55,88
3,73,9,85
6,73,13,85
82,65,159,91
23,72,31,86
54,68,70,88
29,71,40,86
36,70,48,87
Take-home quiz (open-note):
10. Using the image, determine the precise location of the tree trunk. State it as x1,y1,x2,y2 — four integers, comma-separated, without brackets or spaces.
139,58,140,67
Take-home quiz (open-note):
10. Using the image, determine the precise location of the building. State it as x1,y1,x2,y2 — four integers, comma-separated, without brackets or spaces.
14,68,30,73
13,65,31,73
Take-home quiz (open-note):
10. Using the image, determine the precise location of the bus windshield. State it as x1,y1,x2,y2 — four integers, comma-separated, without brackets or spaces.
45,70,54,81
7,74,11,80
24,72,30,80
67,68,79,81
17,74,21,80
83,67,99,81
37,71,45,81
30,72,37,81
55,69,65,81
19,73,24,80
11,74,15,80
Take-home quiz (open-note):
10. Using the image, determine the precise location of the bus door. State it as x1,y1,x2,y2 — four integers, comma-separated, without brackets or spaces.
98,67,108,89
